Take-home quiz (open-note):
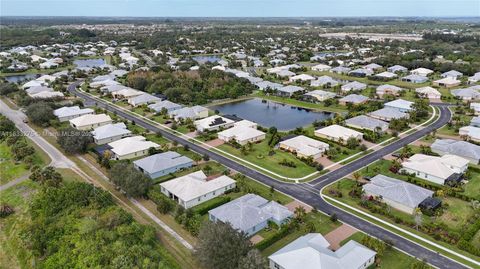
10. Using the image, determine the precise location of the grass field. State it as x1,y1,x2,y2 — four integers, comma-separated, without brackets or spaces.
217,136,317,178
0,141,46,185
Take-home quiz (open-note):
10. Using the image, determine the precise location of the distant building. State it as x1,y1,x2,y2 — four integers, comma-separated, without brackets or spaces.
53,106,94,122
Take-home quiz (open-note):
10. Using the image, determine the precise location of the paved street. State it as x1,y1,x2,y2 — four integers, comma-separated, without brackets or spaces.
68,82,470,268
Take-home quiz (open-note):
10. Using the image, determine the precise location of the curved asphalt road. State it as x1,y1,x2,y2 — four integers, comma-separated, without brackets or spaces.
69,82,468,269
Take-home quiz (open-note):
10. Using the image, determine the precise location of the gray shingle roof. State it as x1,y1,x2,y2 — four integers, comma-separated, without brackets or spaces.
431,139,480,161
133,151,193,174
345,115,388,130
339,94,369,104
363,174,433,208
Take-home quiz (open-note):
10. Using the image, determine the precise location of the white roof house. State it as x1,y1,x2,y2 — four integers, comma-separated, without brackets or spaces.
451,87,480,100
311,64,331,72
133,151,193,179
279,135,329,159
53,106,94,122
459,126,480,142
90,79,120,88
376,84,403,97
69,114,112,130
148,100,183,113
339,94,369,105
127,93,161,107
112,88,143,99
315,125,363,144
441,70,463,79
289,74,315,82
410,68,434,77
384,99,414,113
401,74,429,84
416,86,441,99
26,86,54,96
91,123,132,145
209,194,293,236
310,76,339,87
468,72,480,84
30,91,64,99
169,105,209,121
401,154,469,185
218,125,266,145
431,139,480,164
364,63,382,71
22,80,46,89
277,85,304,97
304,90,336,101
160,171,236,209
268,233,376,269
363,174,434,214
345,115,389,132
341,81,367,92
194,115,235,132
368,107,409,122
433,77,461,88
108,136,160,160
387,65,408,73
374,71,397,79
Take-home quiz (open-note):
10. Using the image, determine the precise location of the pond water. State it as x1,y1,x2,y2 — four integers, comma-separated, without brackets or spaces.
4,74,39,83
210,98,334,131
73,58,106,68
192,55,222,65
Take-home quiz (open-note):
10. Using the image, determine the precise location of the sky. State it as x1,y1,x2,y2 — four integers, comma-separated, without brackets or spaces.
1,0,480,17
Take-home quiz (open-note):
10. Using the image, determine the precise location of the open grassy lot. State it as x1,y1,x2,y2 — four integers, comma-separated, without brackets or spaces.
340,232,433,269
217,135,317,178
0,180,38,268
0,141,46,185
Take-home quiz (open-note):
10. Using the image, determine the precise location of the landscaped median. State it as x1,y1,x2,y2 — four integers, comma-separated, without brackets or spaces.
321,188,480,269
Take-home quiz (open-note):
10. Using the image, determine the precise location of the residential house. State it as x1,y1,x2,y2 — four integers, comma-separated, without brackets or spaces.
470,117,480,127
133,151,194,179
194,115,235,132
304,89,336,102
345,115,388,132
364,63,382,71
311,64,331,72
128,93,161,107
330,66,351,74
376,84,403,97
441,70,463,79
451,87,480,101
374,71,397,80
277,85,305,97
30,91,64,99
348,68,374,77
169,105,209,121
433,77,461,88
416,87,441,99
255,81,283,91
217,121,266,145
314,125,363,144
111,88,143,99
160,171,235,208
401,74,429,84
459,126,480,142
310,76,339,87
468,72,480,84
341,81,367,93
470,103,480,115
401,154,469,185
289,74,315,83
410,68,434,77
148,100,183,113
339,94,369,106
107,136,161,160
363,174,434,214
279,135,329,159
268,233,376,269
91,123,132,145
69,114,112,130
368,107,408,122
431,139,480,164
387,65,408,73
53,106,94,122
208,194,293,236
384,99,414,113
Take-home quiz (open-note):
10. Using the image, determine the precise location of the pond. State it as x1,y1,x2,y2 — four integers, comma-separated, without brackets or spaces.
73,58,106,68
192,55,222,65
210,98,334,131
4,74,39,83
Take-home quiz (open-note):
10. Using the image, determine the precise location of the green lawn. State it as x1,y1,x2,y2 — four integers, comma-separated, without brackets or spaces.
463,168,480,200
216,136,317,178
0,141,45,185
0,180,38,268
341,232,433,269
